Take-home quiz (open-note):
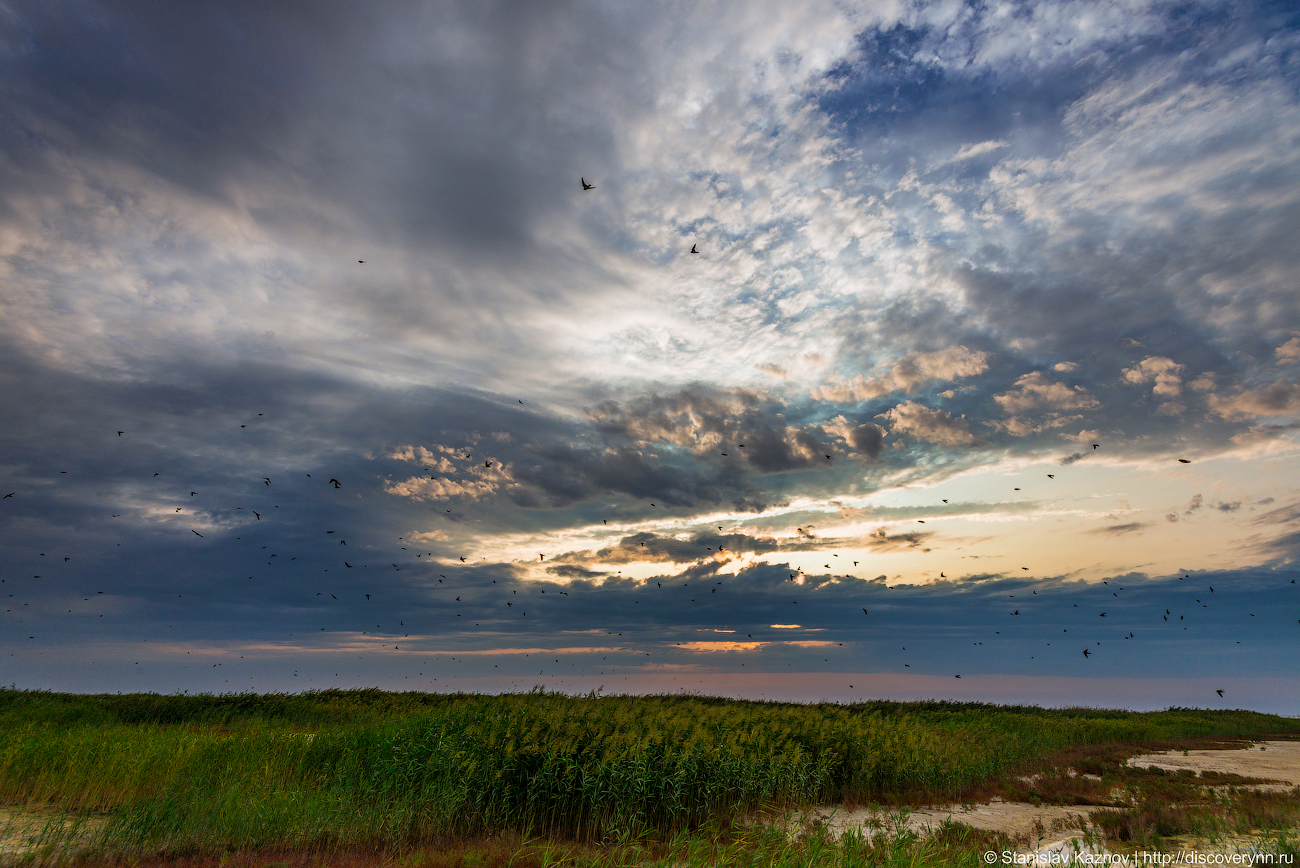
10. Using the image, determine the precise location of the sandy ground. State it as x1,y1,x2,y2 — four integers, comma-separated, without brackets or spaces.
789,799,1117,847
1127,740,1300,789
0,806,104,865
791,740,1300,853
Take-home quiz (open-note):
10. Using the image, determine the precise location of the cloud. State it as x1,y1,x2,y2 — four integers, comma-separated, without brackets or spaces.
953,140,1010,161
562,531,783,567
1276,337,1300,363
5,1,1300,694
384,456,516,503
819,416,885,459
813,347,989,402
879,401,976,447
1209,381,1300,418
1122,357,1185,397
1089,522,1149,535
863,527,932,551
994,372,1100,413
1230,422,1300,446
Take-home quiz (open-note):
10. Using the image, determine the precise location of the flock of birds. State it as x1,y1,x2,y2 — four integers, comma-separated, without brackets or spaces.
4,403,1287,702
2,178,1292,700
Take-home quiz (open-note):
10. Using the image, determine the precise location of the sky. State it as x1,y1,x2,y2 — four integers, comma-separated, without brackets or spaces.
2,0,1299,712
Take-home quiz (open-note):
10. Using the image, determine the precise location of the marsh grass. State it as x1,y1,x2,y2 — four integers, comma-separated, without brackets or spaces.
0,689,1296,860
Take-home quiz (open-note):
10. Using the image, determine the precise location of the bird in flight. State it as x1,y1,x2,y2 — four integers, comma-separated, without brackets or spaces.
459,556,467,562
192,530,203,537
581,178,594,190
329,479,341,488
252,511,260,520
117,431,123,436
1083,649,1090,658
1216,689,1224,697
2,493,12,499
1178,459,1191,464
1092,444,1099,449
690,244,698,254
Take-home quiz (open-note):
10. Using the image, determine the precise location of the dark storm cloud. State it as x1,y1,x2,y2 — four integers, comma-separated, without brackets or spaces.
3,0,1300,698
9,547,1295,685
0,1,639,256
848,423,885,459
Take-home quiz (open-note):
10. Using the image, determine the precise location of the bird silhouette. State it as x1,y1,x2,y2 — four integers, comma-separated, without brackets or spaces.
329,479,341,488
252,511,260,520
690,244,698,254
1178,459,1191,464
2,493,12,499
581,178,594,190
1083,649,1090,658
1216,689,1224,697
191,530,203,537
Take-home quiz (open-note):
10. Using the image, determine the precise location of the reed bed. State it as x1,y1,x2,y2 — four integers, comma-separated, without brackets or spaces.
0,688,1294,858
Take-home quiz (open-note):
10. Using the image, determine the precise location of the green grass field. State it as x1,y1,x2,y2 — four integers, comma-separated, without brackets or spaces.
0,687,1297,865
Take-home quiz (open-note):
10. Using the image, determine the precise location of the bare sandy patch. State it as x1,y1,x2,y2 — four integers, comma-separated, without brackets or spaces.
790,799,1120,847
0,806,105,865
1127,739,1300,788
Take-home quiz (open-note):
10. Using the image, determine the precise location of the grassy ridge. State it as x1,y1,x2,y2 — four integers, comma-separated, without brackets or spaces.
0,688,1295,855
